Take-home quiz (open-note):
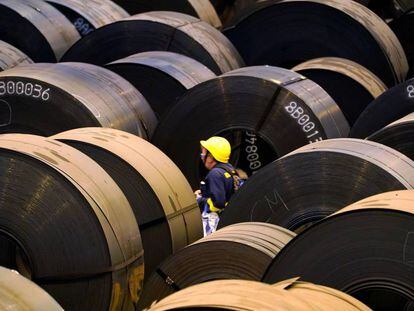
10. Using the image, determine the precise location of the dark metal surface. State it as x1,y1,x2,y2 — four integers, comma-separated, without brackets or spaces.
223,0,408,87
0,267,63,310
389,10,414,79
112,0,222,28
219,138,414,231
0,134,143,310
262,190,414,310
53,127,203,282
368,113,414,161
46,0,129,37
152,65,349,188
106,51,216,118
0,63,157,138
293,57,387,125
0,40,32,71
351,78,414,138
138,222,295,309
0,0,80,62
61,11,244,74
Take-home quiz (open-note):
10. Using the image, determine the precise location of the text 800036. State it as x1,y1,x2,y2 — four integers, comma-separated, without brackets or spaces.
0,81,50,101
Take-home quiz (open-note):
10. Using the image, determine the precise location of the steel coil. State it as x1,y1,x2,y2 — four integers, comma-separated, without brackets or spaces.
0,134,143,310
389,10,414,79
0,267,63,311
112,0,221,28
219,138,414,231
351,78,414,138
0,0,80,62
106,51,216,118
138,222,295,309
223,0,408,87
61,11,243,74
152,65,349,188
0,62,156,137
263,190,414,309
146,279,370,310
292,57,387,125
367,113,414,161
52,127,202,280
46,0,129,37
0,40,32,71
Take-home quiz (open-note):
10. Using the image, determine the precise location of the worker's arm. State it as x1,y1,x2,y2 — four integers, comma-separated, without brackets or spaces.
205,169,226,212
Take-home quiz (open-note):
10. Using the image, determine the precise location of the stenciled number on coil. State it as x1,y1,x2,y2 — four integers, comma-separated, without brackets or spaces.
407,84,414,98
74,18,94,36
0,81,50,101
284,101,323,143
245,131,262,172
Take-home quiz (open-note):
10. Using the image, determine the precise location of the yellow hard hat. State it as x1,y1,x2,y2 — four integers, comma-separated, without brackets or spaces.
200,136,231,163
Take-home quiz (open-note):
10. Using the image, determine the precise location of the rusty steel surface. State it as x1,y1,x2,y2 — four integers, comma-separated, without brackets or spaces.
0,134,143,310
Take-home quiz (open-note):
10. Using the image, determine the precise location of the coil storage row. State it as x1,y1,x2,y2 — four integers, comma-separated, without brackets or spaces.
0,0,413,310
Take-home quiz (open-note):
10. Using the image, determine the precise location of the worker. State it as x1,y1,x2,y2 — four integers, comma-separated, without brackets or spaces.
195,136,240,236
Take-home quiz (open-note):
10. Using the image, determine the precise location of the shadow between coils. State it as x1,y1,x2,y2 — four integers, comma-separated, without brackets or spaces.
137,222,295,309
53,128,203,280
0,0,80,62
105,51,216,119
219,138,414,232
61,11,242,74
46,0,129,37
151,66,349,188
351,78,414,138
223,0,407,87
262,190,414,310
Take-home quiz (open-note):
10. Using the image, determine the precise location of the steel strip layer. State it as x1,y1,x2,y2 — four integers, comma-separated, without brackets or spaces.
0,41,32,71
0,134,142,310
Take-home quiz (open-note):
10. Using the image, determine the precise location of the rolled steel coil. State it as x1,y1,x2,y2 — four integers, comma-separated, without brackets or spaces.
263,190,414,309
223,0,408,87
367,113,414,161
112,0,221,28
0,267,63,311
46,0,129,37
0,0,80,62
106,51,216,118
389,10,414,79
152,65,349,188
146,279,370,310
351,78,414,138
52,127,202,279
61,11,243,74
292,57,387,125
0,134,143,310
219,138,414,232
0,63,157,137
0,41,32,71
138,222,295,309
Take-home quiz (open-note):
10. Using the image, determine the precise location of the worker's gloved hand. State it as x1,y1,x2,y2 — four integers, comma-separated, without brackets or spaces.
194,189,202,200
